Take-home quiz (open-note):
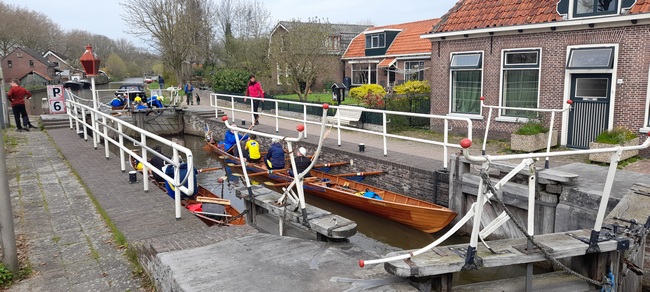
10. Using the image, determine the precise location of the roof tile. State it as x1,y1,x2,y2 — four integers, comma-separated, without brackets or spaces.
435,0,650,33
343,19,440,59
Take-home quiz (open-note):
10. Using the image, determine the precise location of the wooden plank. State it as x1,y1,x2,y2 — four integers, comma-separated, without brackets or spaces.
453,271,596,292
196,196,231,205
240,186,357,239
384,229,629,277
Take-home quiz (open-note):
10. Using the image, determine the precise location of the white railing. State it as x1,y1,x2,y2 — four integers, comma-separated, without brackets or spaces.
480,97,573,169
65,91,194,220
209,93,473,169
360,133,650,268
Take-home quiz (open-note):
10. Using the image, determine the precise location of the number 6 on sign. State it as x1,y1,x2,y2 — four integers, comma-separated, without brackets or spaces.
49,100,66,114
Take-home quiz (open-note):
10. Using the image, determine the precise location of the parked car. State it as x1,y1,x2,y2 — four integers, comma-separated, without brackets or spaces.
143,76,154,84
115,84,147,101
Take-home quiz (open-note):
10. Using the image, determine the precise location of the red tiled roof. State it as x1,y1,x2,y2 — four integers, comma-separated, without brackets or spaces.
434,0,650,33
343,19,439,59
378,57,396,67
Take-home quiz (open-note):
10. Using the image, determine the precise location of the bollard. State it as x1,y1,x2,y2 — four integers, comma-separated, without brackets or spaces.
129,171,137,183
358,143,365,152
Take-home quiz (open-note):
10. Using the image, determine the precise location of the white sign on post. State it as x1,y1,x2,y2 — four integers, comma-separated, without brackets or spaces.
47,85,66,114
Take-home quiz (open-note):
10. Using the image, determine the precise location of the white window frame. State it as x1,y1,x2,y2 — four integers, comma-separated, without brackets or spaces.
561,43,619,145
365,33,386,49
497,48,542,121
569,0,621,19
404,61,425,82
351,63,378,86
641,65,650,133
276,64,289,85
447,51,484,118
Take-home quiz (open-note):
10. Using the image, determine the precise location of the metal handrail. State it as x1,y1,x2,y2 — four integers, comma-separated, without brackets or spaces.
209,93,473,169
480,97,574,169
65,92,194,220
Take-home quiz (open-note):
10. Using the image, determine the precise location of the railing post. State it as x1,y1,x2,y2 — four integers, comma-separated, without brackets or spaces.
141,133,149,193
482,107,493,156
545,111,556,169
67,100,73,129
173,149,181,220
337,114,342,147
230,96,235,122
250,98,255,124
303,105,308,138
82,108,88,141
103,115,109,159
443,119,449,169
118,123,125,172
382,113,388,156
275,102,279,133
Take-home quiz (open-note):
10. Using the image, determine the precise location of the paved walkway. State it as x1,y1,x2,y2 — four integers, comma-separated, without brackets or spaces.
5,129,144,291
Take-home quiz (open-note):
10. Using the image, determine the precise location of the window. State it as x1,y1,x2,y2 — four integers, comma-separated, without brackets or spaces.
16,53,23,58
365,33,385,49
276,64,289,85
29,60,34,67
352,63,377,85
325,36,340,52
450,53,482,114
53,61,59,67
405,61,425,81
7,60,12,68
574,0,617,17
501,50,541,117
566,47,615,69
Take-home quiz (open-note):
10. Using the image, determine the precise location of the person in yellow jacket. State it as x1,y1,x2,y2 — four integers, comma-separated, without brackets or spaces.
244,134,261,163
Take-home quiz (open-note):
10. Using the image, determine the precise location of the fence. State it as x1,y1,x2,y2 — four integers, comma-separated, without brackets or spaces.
210,93,472,169
65,90,194,220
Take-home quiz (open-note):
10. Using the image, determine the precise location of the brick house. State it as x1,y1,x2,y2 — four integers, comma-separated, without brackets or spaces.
43,50,78,83
424,0,650,149
342,19,440,89
1,47,55,87
269,21,370,93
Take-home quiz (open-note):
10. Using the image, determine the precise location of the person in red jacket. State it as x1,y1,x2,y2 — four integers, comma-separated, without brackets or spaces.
7,79,36,132
244,75,263,125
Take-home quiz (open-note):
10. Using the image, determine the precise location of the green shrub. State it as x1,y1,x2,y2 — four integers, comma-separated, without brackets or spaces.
349,84,386,100
595,127,636,144
212,69,249,94
393,80,430,95
515,120,549,135
0,263,13,286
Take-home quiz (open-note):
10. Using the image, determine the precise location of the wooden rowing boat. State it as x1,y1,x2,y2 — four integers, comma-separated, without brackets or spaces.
129,155,246,226
206,142,456,233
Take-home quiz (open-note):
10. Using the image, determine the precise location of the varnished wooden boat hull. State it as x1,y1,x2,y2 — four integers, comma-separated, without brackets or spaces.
207,142,456,233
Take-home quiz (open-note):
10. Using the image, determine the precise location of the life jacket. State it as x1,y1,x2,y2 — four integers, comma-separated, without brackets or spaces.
162,163,198,199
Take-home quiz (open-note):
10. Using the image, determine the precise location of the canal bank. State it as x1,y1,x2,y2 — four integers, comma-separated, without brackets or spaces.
41,127,416,291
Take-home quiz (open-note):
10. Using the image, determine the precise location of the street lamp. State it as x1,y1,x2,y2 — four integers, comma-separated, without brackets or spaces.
79,45,101,148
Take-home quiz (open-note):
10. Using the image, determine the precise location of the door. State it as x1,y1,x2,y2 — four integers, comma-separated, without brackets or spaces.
567,74,611,149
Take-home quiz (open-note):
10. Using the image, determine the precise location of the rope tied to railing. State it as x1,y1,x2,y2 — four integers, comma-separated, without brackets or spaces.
478,169,608,288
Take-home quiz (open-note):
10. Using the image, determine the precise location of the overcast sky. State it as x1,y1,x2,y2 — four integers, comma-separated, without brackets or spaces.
4,0,458,44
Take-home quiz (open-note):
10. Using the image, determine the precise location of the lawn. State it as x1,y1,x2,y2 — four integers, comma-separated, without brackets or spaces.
273,92,358,105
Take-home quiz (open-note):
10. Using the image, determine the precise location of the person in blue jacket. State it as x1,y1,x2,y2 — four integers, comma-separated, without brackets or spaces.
147,95,164,108
218,127,248,153
109,95,126,108
162,162,198,199
265,138,285,170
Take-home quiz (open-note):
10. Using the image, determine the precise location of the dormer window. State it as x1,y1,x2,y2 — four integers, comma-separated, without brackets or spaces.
575,0,617,16
365,33,385,49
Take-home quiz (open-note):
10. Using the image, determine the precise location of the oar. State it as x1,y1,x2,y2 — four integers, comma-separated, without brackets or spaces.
334,171,385,177
198,167,222,173
264,177,318,187
233,169,287,178
314,161,349,168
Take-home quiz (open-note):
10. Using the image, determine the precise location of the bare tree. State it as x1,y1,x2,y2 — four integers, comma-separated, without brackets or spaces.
121,0,215,81
269,18,333,101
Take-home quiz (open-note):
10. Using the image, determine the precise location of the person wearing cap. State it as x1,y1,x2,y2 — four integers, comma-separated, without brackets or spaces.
290,147,312,177
244,134,261,163
244,74,264,125
264,138,285,170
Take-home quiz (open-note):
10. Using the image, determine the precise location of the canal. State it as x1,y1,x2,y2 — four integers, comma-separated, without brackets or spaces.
151,134,544,285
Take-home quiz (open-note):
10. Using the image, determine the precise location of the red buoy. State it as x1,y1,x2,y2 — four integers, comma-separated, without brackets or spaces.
296,124,305,132
358,260,365,268
323,103,330,109
221,116,229,121
460,138,472,149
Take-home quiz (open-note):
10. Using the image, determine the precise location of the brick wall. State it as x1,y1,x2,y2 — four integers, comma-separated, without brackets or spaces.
1,48,53,86
430,25,650,146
